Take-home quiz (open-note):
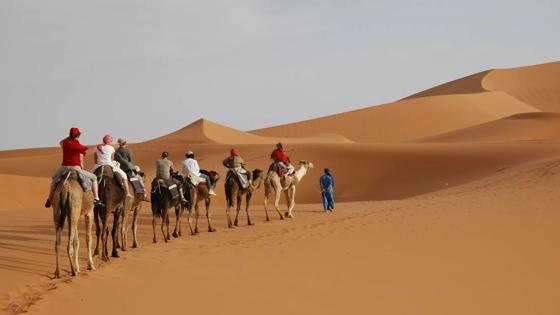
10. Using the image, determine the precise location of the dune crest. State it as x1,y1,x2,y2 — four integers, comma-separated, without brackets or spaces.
417,112,560,143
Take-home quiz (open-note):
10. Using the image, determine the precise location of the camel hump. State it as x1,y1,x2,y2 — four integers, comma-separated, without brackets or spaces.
94,165,115,179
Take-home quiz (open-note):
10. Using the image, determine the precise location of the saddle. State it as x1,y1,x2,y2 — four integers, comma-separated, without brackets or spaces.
54,169,92,192
151,178,180,200
128,175,145,194
94,165,126,191
226,170,250,189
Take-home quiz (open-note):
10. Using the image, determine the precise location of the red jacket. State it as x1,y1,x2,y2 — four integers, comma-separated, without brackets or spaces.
271,148,290,164
62,138,88,166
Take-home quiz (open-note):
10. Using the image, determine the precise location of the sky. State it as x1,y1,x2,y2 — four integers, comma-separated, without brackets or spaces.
1,0,559,150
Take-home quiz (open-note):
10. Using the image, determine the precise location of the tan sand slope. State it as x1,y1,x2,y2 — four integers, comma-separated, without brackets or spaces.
253,61,560,143
145,118,353,145
482,61,560,112
0,175,49,211
2,151,559,315
418,112,560,142
252,91,536,142
403,61,560,112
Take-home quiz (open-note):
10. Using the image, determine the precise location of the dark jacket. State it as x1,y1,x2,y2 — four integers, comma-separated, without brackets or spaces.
115,146,136,173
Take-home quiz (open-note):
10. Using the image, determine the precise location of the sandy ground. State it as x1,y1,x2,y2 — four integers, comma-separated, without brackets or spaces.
1,61,559,314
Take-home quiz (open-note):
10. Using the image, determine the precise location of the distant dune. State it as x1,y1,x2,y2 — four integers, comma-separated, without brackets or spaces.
251,91,536,142
418,112,560,143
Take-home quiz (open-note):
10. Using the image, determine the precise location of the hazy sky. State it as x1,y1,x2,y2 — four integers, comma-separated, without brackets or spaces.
1,0,559,150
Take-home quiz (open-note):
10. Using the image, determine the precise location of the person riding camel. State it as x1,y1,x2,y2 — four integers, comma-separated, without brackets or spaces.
270,142,294,178
181,150,217,196
156,151,187,203
91,135,132,198
45,127,104,208
223,148,252,189
115,137,147,199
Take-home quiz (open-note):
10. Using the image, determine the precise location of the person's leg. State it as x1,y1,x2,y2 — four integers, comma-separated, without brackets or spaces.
81,170,100,200
322,192,328,211
200,174,216,196
114,167,132,197
46,166,67,207
327,189,335,210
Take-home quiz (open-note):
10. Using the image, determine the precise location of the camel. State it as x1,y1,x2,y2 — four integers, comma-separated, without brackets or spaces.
52,170,95,278
180,170,220,235
93,165,128,260
224,169,263,227
151,176,183,243
119,177,146,250
264,160,314,220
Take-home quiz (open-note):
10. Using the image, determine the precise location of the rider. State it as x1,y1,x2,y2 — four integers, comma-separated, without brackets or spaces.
181,150,216,196
91,134,132,198
115,137,147,199
223,148,251,189
45,127,103,208
270,142,294,177
156,151,187,202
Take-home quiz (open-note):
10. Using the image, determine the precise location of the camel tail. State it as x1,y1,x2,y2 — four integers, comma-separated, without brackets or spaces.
57,184,72,228
225,177,234,208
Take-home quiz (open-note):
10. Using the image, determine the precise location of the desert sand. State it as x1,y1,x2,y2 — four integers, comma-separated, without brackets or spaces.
1,61,559,315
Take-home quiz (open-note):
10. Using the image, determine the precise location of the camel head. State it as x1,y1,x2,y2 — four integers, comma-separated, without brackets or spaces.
252,169,264,189
298,160,314,170
208,170,220,185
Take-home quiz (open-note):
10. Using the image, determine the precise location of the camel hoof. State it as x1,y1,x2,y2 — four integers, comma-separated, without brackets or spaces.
248,222,254,226
265,218,270,222
111,252,120,258
132,243,138,248
87,265,96,271
209,228,216,232
172,232,179,238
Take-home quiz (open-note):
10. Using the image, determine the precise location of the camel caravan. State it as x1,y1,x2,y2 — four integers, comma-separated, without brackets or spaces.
47,128,313,278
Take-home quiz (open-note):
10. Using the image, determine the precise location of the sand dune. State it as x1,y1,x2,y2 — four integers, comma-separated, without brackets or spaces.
418,112,560,143
252,91,536,142
145,118,353,145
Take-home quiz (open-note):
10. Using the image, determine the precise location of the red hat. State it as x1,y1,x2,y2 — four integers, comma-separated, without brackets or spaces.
230,148,239,156
103,134,113,144
69,127,81,137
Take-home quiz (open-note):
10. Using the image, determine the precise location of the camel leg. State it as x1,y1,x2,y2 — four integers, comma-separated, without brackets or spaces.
67,214,77,276
93,206,101,256
70,201,81,274
111,208,121,258
101,208,110,261
263,186,271,221
286,187,296,218
206,198,216,232
166,211,171,240
194,203,200,234
178,204,183,237
234,195,242,226
152,214,157,243
132,205,140,248
85,211,95,270
186,205,194,235
245,192,254,226
173,204,180,238
161,211,168,243
274,188,284,220
120,205,128,251
53,203,65,279
226,199,234,228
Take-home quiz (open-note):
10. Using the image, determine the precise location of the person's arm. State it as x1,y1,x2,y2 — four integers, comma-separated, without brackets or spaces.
93,151,98,164
80,154,85,169
111,152,115,161
59,139,65,147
